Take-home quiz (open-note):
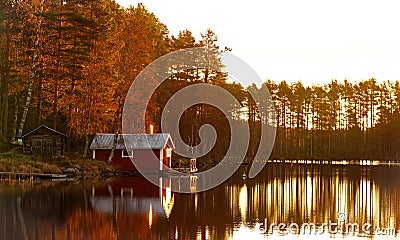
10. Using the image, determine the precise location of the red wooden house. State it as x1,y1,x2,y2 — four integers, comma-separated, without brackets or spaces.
89,133,175,171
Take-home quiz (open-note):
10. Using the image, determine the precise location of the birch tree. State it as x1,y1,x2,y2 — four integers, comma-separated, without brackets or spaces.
16,0,46,142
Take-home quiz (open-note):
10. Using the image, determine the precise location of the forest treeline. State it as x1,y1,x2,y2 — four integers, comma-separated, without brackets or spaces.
0,0,400,160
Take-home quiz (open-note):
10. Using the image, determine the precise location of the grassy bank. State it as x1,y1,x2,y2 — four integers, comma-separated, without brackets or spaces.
0,149,111,177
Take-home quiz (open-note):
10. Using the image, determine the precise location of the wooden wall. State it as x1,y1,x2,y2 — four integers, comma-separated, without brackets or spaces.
23,128,66,157
93,149,166,171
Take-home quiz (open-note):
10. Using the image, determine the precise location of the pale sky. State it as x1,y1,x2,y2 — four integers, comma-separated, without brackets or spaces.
116,0,400,86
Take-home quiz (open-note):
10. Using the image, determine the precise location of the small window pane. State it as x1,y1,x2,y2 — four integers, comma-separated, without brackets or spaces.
122,150,134,157
166,149,172,158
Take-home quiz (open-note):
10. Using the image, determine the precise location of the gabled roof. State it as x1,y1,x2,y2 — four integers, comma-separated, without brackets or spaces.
89,133,175,150
21,125,67,139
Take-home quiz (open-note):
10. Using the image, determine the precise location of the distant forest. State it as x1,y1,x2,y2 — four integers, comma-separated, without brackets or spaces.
0,0,399,160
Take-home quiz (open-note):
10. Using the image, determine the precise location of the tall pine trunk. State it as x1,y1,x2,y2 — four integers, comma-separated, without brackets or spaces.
108,98,122,165
108,132,118,165
82,64,93,158
1,2,12,141
108,44,129,164
52,0,63,130
10,95,18,143
16,0,45,141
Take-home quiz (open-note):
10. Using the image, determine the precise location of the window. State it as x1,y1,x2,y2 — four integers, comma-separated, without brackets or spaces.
166,148,172,158
122,150,134,157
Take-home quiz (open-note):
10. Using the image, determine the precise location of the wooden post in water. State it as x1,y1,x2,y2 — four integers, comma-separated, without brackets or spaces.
190,158,198,173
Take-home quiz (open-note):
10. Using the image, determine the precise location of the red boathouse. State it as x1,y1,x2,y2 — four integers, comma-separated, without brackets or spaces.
90,133,175,171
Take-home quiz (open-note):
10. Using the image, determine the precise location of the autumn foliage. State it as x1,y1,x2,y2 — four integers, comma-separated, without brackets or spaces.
1,1,400,160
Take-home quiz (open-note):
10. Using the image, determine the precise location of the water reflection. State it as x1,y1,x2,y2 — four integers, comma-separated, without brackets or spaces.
239,184,248,221
227,164,400,240
0,164,399,239
89,177,174,217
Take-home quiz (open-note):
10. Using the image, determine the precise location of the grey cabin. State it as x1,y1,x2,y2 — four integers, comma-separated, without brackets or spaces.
22,125,67,157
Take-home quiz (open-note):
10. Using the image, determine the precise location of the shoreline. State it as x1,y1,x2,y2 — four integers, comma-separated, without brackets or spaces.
1,149,400,182
0,150,139,180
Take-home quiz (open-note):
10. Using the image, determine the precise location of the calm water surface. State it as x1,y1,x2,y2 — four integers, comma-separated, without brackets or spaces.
0,163,400,240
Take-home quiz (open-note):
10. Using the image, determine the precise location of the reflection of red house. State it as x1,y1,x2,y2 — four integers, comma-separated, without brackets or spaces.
90,177,174,217
90,177,175,239
90,134,175,171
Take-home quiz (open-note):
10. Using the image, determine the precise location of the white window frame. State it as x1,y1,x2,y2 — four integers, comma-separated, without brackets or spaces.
122,150,134,158
166,148,172,158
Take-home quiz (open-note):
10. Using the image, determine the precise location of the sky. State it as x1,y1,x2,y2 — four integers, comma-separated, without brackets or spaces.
116,0,400,86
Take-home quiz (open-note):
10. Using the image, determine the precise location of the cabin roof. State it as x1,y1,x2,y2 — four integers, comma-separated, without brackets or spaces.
21,125,67,139
89,133,175,150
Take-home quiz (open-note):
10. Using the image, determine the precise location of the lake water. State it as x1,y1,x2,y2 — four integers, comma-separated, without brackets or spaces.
0,163,399,240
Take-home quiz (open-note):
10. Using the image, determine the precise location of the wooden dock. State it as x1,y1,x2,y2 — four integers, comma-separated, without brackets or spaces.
171,158,198,174
0,172,68,180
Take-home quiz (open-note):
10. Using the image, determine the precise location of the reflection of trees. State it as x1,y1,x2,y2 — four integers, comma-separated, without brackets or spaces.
233,165,400,234
0,194,24,239
0,166,399,239
162,165,400,239
0,182,119,240
0,180,161,240
20,183,86,239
